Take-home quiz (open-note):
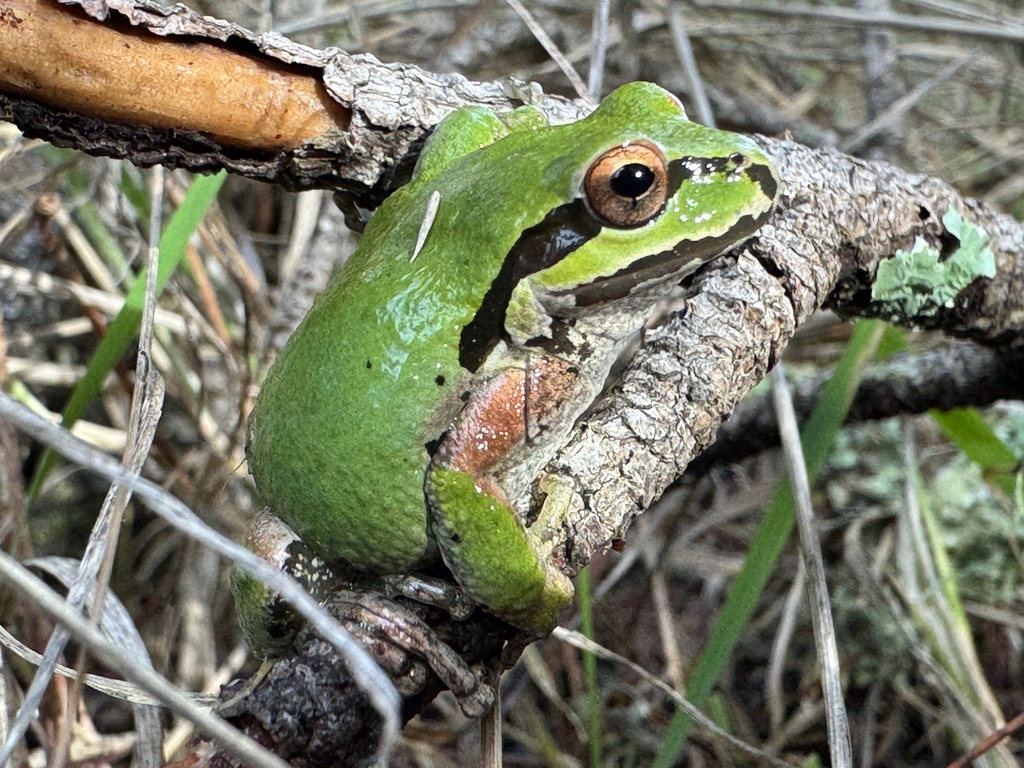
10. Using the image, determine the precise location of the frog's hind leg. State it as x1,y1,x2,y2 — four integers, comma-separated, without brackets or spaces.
231,510,337,658
232,512,498,717
424,358,577,635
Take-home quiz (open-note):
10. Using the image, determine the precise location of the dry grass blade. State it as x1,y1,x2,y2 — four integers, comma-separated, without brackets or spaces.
503,0,590,102
0,167,170,768
767,558,806,735
0,614,169,704
586,0,610,99
667,3,715,127
554,628,799,768
0,550,291,768
0,263,189,335
27,557,164,767
840,53,976,153
695,1,1024,41
895,418,1014,767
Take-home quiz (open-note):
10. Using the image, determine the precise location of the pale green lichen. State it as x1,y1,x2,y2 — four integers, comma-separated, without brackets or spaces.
871,208,996,317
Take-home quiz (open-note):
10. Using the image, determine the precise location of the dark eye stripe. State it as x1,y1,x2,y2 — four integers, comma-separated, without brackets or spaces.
458,200,600,372
746,162,779,202
569,205,774,306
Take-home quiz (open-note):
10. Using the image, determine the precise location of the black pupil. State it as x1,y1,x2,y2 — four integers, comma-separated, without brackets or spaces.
609,163,655,199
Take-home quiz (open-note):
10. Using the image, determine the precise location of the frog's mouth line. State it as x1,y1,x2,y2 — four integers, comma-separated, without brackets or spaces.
457,160,776,372
570,207,777,307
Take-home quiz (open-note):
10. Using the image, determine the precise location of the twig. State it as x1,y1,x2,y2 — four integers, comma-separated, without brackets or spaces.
947,711,1024,768
503,0,590,102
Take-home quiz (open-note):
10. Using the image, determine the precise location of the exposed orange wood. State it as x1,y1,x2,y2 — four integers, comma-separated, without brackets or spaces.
0,0,349,150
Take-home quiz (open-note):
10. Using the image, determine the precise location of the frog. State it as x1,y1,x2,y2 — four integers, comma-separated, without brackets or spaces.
236,81,779,654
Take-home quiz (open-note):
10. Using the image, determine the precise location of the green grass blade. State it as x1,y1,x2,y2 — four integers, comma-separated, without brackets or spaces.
74,204,132,283
931,409,1020,498
652,320,886,767
577,566,601,768
26,172,226,505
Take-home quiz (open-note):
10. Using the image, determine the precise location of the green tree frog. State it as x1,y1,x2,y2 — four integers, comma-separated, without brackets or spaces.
241,81,779,639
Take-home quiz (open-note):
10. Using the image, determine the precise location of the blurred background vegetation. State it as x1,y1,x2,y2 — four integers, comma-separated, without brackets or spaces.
1,0,1022,765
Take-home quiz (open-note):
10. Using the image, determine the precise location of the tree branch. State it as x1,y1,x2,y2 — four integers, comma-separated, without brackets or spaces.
549,137,1024,577
695,341,1024,472
0,0,585,202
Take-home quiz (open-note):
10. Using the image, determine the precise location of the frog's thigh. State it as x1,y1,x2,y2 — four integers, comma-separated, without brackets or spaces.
425,359,577,634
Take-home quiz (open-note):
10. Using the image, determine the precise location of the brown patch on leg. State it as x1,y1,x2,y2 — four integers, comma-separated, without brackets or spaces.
436,357,579,478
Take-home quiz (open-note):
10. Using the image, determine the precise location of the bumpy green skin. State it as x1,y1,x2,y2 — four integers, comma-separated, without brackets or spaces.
231,568,286,657
245,82,778,634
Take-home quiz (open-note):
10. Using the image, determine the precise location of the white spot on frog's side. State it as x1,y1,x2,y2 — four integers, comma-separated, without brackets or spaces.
694,211,716,224
411,190,442,262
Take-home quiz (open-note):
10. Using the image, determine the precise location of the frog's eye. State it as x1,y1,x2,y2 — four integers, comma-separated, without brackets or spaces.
584,142,669,228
